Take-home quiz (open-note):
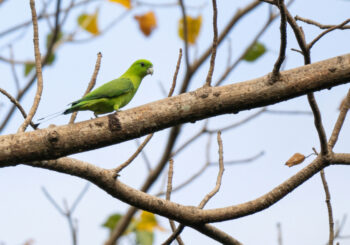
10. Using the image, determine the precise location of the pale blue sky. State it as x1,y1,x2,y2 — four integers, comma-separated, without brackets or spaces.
0,0,350,244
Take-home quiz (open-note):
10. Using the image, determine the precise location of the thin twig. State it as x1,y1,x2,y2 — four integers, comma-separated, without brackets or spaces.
41,187,65,215
166,159,185,245
178,0,190,71
70,183,90,213
165,159,174,201
69,52,102,124
295,15,350,30
282,3,329,155
0,88,37,130
320,169,334,245
334,215,349,242
114,134,154,175
173,108,266,157
307,93,328,155
42,183,89,245
199,131,225,208
188,0,261,79
135,139,152,171
214,0,287,86
308,19,350,50
172,125,206,156
207,108,266,133
210,151,264,166
265,109,312,115
271,0,287,82
164,131,225,244
18,0,49,133
284,4,308,61
158,151,264,196
204,0,218,87
328,89,350,150
0,0,97,38
156,134,213,197
168,48,182,97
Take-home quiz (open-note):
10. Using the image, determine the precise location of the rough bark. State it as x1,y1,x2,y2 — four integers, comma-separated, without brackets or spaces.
1,53,349,165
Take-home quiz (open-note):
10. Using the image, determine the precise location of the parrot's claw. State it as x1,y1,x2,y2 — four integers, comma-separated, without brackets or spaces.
94,113,99,118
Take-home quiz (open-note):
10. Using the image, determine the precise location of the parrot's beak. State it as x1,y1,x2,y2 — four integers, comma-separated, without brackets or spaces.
147,67,154,75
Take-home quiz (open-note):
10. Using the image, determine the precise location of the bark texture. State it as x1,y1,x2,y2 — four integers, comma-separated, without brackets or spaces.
1,53,349,165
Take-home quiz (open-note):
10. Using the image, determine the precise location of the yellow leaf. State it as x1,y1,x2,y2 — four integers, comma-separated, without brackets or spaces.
77,10,100,35
285,153,305,167
134,11,157,37
109,0,131,9
135,211,165,232
178,15,202,45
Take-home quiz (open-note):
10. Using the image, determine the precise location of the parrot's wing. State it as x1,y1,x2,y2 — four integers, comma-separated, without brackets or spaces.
72,78,134,105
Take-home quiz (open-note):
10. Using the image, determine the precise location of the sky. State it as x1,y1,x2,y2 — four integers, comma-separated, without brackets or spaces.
0,0,350,244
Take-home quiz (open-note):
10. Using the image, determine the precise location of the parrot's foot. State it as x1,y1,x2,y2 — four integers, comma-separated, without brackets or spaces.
113,110,121,116
94,113,99,118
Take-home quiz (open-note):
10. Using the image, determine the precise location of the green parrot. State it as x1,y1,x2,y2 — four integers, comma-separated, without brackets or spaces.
64,59,153,117
36,59,153,124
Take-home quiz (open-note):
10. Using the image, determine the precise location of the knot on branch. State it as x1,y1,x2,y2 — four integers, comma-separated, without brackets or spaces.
108,113,122,132
195,86,213,99
47,130,59,144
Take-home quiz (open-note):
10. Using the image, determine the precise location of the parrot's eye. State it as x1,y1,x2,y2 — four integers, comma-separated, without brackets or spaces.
140,62,145,67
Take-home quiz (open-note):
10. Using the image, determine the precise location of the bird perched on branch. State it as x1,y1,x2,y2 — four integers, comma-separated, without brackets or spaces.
37,59,153,123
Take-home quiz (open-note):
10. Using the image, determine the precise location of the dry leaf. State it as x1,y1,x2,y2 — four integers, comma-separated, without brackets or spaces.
178,15,202,45
285,153,305,167
109,0,131,9
134,11,157,36
77,10,100,35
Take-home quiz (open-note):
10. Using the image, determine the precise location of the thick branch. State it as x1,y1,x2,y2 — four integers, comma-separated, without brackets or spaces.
12,152,330,226
0,54,349,164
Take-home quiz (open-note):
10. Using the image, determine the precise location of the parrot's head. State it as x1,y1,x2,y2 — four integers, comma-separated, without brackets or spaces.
128,59,154,78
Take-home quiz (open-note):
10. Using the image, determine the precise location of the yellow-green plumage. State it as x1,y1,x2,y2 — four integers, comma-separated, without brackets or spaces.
64,59,153,116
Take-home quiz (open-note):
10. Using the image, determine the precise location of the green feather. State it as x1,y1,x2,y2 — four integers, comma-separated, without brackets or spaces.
64,59,153,115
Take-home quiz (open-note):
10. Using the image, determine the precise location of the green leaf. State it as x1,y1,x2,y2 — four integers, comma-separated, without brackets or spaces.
136,231,154,245
46,31,63,49
243,42,266,62
102,213,123,231
24,63,35,76
47,53,56,65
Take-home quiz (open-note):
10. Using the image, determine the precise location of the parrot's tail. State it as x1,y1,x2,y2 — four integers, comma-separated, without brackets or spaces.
63,107,75,115
34,109,65,125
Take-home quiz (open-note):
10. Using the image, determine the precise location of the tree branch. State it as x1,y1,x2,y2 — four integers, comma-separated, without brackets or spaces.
18,0,47,133
1,53,349,164
320,169,334,245
270,0,287,82
0,88,37,130
6,152,331,227
295,15,350,30
204,0,218,87
328,89,350,150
